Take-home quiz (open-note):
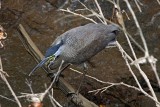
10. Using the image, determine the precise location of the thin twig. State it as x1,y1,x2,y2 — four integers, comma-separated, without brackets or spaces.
124,0,149,57
78,0,105,23
44,85,57,107
58,0,69,9
134,0,142,12
123,1,159,106
157,0,160,4
0,94,16,103
40,60,64,101
0,0,1,9
25,79,34,94
69,67,160,105
94,0,107,24
0,57,22,107
147,12,160,26
60,8,98,24
150,60,160,87
47,88,63,107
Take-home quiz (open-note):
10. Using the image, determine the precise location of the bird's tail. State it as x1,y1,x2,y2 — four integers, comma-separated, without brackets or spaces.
29,55,56,76
29,57,49,76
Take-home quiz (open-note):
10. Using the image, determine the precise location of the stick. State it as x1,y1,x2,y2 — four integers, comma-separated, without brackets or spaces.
0,57,22,107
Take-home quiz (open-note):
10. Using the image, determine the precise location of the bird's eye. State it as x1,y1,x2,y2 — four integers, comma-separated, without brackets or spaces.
111,30,118,35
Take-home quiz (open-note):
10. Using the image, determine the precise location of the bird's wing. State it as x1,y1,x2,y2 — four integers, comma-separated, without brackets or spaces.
30,40,64,76
45,39,63,57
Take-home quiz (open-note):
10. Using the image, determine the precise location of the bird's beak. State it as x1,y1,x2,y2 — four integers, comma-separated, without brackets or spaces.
108,40,117,47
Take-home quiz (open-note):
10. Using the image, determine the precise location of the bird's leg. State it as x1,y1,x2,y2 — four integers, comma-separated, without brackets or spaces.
47,55,58,74
67,63,87,102
52,60,64,82
76,63,88,95
47,55,56,67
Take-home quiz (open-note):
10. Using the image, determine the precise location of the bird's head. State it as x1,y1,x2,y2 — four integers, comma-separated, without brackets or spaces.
105,24,120,46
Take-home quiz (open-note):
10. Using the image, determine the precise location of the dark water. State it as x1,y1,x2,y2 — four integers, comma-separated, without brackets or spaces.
0,0,160,107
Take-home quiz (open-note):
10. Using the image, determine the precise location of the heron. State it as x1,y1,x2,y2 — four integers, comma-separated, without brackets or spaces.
29,23,119,76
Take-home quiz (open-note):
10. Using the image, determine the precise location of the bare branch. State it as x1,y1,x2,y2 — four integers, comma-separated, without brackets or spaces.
124,0,149,57
94,0,107,24
60,8,98,24
0,57,22,107
0,94,16,103
69,67,160,105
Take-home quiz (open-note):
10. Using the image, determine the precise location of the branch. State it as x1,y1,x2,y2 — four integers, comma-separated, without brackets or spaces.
0,57,22,107
69,67,160,105
60,8,98,24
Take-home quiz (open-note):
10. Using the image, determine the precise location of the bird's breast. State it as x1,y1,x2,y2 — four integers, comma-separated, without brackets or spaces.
60,35,107,64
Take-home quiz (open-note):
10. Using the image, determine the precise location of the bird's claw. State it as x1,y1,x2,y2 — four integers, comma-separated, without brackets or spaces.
66,92,83,106
46,55,56,65
67,92,77,97
47,72,64,83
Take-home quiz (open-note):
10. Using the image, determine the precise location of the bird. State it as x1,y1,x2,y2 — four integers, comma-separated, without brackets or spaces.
29,23,119,76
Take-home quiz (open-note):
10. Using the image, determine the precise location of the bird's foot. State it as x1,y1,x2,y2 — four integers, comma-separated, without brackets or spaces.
67,92,77,97
46,55,56,65
67,92,83,106
47,72,64,83
48,72,60,83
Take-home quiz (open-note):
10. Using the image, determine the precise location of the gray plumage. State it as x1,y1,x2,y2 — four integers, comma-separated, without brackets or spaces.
30,23,119,75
